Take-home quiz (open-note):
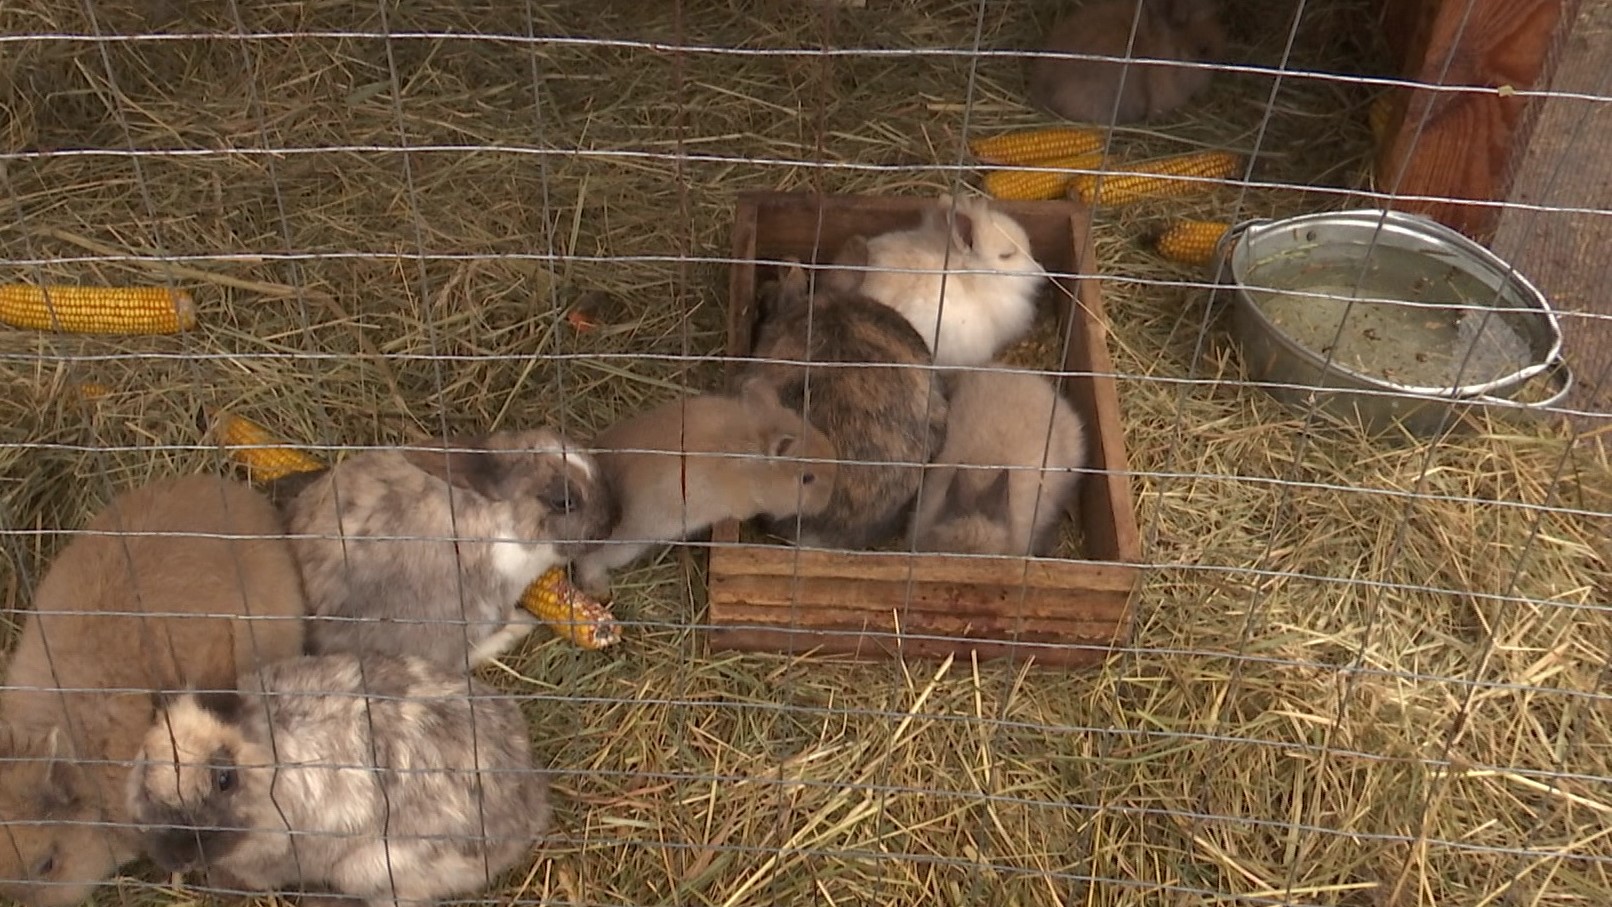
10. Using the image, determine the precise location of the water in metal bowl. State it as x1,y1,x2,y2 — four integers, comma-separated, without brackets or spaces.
1222,209,1571,436
1247,244,1542,392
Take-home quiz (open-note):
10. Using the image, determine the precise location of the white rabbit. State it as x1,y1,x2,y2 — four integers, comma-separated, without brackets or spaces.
912,366,1087,557
827,195,1046,368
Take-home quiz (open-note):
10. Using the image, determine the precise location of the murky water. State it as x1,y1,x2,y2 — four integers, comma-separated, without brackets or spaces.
1248,245,1541,389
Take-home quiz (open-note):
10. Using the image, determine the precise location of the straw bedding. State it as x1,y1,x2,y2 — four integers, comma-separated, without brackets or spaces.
2,1,1609,905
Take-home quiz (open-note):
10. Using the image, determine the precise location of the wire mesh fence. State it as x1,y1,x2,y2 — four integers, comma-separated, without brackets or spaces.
1,1,1609,906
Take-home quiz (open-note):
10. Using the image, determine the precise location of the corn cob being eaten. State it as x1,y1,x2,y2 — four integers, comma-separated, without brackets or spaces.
208,410,328,483
0,284,197,334
520,566,621,650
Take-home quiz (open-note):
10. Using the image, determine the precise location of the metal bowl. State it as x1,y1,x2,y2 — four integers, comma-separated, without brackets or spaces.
1218,209,1572,436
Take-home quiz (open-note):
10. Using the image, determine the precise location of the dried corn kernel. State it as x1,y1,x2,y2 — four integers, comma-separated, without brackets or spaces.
0,284,196,334
982,152,1104,201
520,567,621,650
1154,219,1231,266
969,127,1105,166
1073,151,1242,207
74,381,113,402
209,410,327,483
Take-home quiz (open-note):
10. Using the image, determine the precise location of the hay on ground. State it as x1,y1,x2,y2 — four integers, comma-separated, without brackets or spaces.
1,2,1608,906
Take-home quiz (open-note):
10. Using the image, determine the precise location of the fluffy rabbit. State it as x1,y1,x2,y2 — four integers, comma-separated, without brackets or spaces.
913,367,1087,557
126,652,550,907
742,261,948,550
828,195,1046,368
1028,0,1226,125
0,474,306,907
573,380,839,598
279,429,615,671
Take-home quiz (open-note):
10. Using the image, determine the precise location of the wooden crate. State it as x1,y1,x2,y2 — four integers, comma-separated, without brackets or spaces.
705,191,1142,668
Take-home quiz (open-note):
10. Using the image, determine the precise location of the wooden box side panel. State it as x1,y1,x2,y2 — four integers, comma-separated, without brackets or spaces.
705,626,1119,669
1056,206,1141,568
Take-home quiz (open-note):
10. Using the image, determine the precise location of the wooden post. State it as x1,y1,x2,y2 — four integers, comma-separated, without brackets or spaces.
1373,0,1582,242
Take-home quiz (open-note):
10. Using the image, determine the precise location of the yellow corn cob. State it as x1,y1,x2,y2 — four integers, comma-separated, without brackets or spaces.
1073,151,1242,207
74,381,113,402
982,152,1104,201
520,567,621,650
210,410,327,483
1154,219,1231,266
0,284,196,334
969,127,1104,166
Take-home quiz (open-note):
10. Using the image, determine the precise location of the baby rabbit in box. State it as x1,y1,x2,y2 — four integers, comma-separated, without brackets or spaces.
913,367,1088,557
127,652,550,907
278,428,615,670
573,380,838,598
1028,0,1226,125
0,474,305,907
742,261,949,550
828,195,1046,369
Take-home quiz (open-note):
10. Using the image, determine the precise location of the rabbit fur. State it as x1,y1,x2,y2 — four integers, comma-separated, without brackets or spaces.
126,652,550,907
828,195,1045,368
913,367,1088,557
0,474,306,907
573,380,838,598
741,261,949,550
280,428,615,671
1028,0,1226,125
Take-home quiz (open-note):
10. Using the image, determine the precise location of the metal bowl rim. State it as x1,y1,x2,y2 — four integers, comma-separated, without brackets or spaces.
1224,209,1564,398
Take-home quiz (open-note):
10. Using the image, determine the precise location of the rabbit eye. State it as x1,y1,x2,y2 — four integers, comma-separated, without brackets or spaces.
998,251,1013,261
31,852,56,879
214,768,237,793
801,472,816,486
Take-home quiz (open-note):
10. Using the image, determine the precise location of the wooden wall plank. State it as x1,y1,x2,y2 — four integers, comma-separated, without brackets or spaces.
1374,0,1582,241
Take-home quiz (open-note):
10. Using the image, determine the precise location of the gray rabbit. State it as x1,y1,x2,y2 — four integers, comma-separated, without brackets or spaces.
277,429,616,669
740,260,948,550
126,652,549,907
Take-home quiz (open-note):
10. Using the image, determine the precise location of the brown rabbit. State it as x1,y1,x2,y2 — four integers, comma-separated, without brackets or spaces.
280,428,616,670
0,474,306,907
741,260,948,550
573,380,839,598
1028,0,1226,125
912,367,1088,557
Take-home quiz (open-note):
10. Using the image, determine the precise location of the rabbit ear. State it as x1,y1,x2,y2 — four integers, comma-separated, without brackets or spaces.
824,235,870,292
39,727,85,807
934,198,979,253
193,690,247,725
402,438,503,497
762,259,813,321
766,431,799,459
261,468,328,509
933,467,974,523
536,468,589,516
975,469,1013,523
737,375,782,410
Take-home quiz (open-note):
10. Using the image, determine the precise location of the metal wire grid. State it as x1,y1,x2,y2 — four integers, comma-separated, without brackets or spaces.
0,1,1608,906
